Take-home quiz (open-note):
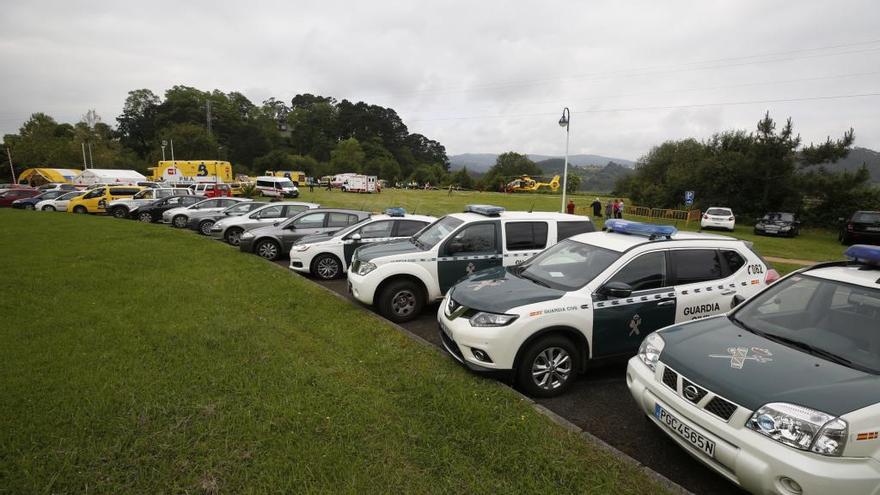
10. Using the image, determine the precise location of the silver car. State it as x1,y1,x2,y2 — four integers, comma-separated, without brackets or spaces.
162,197,249,228
210,201,321,246
239,209,370,260
187,201,267,235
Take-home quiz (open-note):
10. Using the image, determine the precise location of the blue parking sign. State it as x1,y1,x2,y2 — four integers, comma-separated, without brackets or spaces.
685,191,694,206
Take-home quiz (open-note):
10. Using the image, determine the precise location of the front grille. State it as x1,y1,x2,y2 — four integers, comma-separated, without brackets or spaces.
681,378,709,404
662,367,678,390
705,396,738,421
439,326,464,362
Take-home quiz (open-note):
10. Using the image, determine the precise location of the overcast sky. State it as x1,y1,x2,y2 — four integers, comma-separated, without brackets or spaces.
2,0,879,161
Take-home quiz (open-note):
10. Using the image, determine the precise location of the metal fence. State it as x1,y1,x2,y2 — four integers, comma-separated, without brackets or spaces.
578,205,702,225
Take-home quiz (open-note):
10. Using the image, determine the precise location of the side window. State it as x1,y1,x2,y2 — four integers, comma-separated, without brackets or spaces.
218,199,235,207
396,220,427,237
199,199,220,209
671,250,724,285
283,205,309,216
256,180,271,188
358,220,393,239
257,205,285,219
505,222,549,251
327,213,357,228
557,221,594,241
293,212,326,228
181,196,200,206
446,223,498,255
156,190,171,198
83,188,104,199
608,251,668,292
721,250,746,275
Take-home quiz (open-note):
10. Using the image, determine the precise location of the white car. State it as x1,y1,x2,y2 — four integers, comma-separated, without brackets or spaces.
627,244,880,495
34,190,85,212
255,176,299,198
348,205,595,323
437,219,777,397
289,210,436,279
701,207,736,231
161,197,248,228
210,201,320,246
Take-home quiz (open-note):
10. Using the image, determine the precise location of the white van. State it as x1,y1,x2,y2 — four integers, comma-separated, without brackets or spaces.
255,176,299,198
341,175,378,193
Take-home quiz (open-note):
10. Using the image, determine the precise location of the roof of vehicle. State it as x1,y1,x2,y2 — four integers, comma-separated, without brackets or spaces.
705,206,733,211
368,213,436,223
803,265,880,289
253,201,320,209
571,229,738,253
446,210,589,223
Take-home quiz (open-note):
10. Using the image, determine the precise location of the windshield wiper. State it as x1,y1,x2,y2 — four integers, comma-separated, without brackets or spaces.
520,271,551,288
732,317,856,368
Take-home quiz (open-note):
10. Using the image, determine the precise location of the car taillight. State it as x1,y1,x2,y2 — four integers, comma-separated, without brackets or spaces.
765,269,780,285
847,223,854,231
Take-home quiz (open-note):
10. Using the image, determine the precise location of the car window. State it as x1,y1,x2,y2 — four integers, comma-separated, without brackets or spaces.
256,205,285,219
706,208,732,216
218,199,236,207
608,251,668,292
412,216,464,249
721,250,746,275
853,212,880,223
358,220,393,239
82,188,105,199
557,221,594,241
283,205,310,216
109,188,139,195
293,212,326,227
446,223,498,255
197,199,221,209
671,249,724,285
505,222,549,251
522,239,620,291
181,196,201,206
328,213,359,228
396,220,427,237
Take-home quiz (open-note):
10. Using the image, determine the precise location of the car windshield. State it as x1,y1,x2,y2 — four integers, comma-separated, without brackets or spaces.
764,212,794,222
853,212,880,223
278,180,295,189
733,273,880,374
411,216,464,249
707,208,732,216
519,239,620,291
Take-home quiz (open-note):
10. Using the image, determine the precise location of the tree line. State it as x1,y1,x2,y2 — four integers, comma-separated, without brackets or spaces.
614,112,880,226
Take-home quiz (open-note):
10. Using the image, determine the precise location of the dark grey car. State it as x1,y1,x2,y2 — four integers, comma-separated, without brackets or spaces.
187,201,268,235
239,208,370,260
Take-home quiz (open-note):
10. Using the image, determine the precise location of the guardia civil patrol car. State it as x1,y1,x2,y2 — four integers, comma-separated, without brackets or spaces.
289,208,436,279
628,244,880,495
437,219,777,398
348,205,594,322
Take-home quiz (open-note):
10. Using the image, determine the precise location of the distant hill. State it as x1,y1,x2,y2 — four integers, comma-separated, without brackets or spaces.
449,153,635,173
535,158,633,193
805,147,880,183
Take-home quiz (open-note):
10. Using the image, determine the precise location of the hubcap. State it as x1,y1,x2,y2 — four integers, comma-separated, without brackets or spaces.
227,230,242,245
139,213,152,223
390,289,416,316
316,257,339,278
44,206,54,211
258,242,278,259
531,347,572,390
200,222,213,235
113,209,125,218
173,216,186,228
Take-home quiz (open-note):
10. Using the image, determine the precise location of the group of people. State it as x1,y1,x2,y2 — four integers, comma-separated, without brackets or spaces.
589,198,625,219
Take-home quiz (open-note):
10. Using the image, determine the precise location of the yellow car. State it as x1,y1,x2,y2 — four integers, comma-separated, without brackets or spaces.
67,185,144,214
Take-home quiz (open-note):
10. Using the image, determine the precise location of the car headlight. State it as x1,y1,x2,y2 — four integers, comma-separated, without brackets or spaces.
355,261,376,276
240,232,254,240
781,226,791,230
637,332,665,370
469,311,518,327
747,403,847,456
294,244,310,252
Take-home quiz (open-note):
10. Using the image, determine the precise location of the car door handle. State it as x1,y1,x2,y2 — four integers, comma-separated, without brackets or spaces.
656,300,675,306
721,290,736,295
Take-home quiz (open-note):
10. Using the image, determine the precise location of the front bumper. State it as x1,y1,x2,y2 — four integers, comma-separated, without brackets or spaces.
755,226,794,236
289,254,309,273
626,357,880,495
347,269,379,305
701,219,735,230
847,230,880,244
436,298,518,370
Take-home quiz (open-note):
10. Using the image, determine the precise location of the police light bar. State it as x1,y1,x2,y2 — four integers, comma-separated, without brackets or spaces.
604,219,676,239
385,207,406,217
844,244,880,266
465,204,505,216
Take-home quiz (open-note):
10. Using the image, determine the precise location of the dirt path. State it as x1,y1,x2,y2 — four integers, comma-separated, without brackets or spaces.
766,256,816,266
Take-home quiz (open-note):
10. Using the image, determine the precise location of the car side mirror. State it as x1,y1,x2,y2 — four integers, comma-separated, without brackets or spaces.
350,233,362,241
732,294,746,308
598,281,633,299
273,221,280,226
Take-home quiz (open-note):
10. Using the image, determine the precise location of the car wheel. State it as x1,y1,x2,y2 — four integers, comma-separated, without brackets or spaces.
172,215,188,228
312,254,342,280
43,205,55,211
516,335,578,398
225,227,244,246
138,212,154,223
378,279,424,323
255,239,281,261
73,205,87,214
199,220,214,236
111,206,128,219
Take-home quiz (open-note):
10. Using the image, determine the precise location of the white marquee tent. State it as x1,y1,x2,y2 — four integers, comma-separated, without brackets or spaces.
73,169,147,186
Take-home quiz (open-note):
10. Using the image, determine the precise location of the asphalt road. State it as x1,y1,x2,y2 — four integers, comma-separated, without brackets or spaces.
278,263,746,495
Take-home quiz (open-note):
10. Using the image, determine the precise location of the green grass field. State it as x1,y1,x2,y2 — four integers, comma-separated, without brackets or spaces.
0,209,667,494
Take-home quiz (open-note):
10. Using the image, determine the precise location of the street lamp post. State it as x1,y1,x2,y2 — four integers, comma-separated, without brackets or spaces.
558,107,570,213
161,140,167,161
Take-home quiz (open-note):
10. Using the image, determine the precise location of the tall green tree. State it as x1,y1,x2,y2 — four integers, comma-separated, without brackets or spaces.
482,152,543,192
329,138,365,174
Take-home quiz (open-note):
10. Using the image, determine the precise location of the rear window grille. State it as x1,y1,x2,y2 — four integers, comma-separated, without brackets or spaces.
662,367,678,390
705,396,737,421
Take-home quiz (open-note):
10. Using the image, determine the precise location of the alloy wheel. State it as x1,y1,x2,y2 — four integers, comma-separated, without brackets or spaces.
531,347,573,391
316,256,339,279
257,241,279,260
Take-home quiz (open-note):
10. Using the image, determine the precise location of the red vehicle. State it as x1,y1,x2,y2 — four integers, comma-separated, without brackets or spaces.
0,187,39,207
191,183,231,198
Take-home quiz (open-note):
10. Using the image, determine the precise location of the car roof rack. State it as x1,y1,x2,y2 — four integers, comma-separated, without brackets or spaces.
464,204,505,216
604,219,676,240
385,207,406,217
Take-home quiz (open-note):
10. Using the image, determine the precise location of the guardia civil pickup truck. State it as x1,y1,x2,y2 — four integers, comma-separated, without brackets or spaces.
628,244,880,495
437,220,777,397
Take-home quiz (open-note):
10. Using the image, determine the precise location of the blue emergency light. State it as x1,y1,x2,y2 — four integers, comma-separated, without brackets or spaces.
844,245,880,266
465,204,505,216
604,219,677,239
385,207,406,217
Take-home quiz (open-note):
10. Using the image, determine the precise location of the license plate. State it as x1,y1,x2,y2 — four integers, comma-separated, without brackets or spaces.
654,404,716,458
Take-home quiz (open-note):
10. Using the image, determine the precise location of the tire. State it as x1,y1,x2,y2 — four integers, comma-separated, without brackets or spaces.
172,215,188,228
516,335,579,398
138,212,154,223
225,227,244,246
199,220,215,236
312,253,342,280
377,279,425,323
255,239,282,261
73,205,87,214
110,206,128,219
43,205,55,211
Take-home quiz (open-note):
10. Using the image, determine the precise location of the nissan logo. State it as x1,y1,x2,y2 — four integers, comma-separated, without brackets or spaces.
683,385,700,401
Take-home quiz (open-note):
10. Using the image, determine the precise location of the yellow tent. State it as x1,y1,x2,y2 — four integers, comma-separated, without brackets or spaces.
17,168,81,186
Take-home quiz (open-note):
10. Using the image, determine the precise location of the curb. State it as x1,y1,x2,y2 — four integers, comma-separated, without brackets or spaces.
288,266,694,495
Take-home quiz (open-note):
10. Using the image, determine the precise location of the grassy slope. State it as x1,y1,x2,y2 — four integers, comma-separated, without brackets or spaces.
0,210,665,494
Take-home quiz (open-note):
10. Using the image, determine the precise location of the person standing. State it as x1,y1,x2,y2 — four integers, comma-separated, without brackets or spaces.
605,200,613,220
590,198,602,218
566,199,576,215
612,199,620,219
618,199,625,219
